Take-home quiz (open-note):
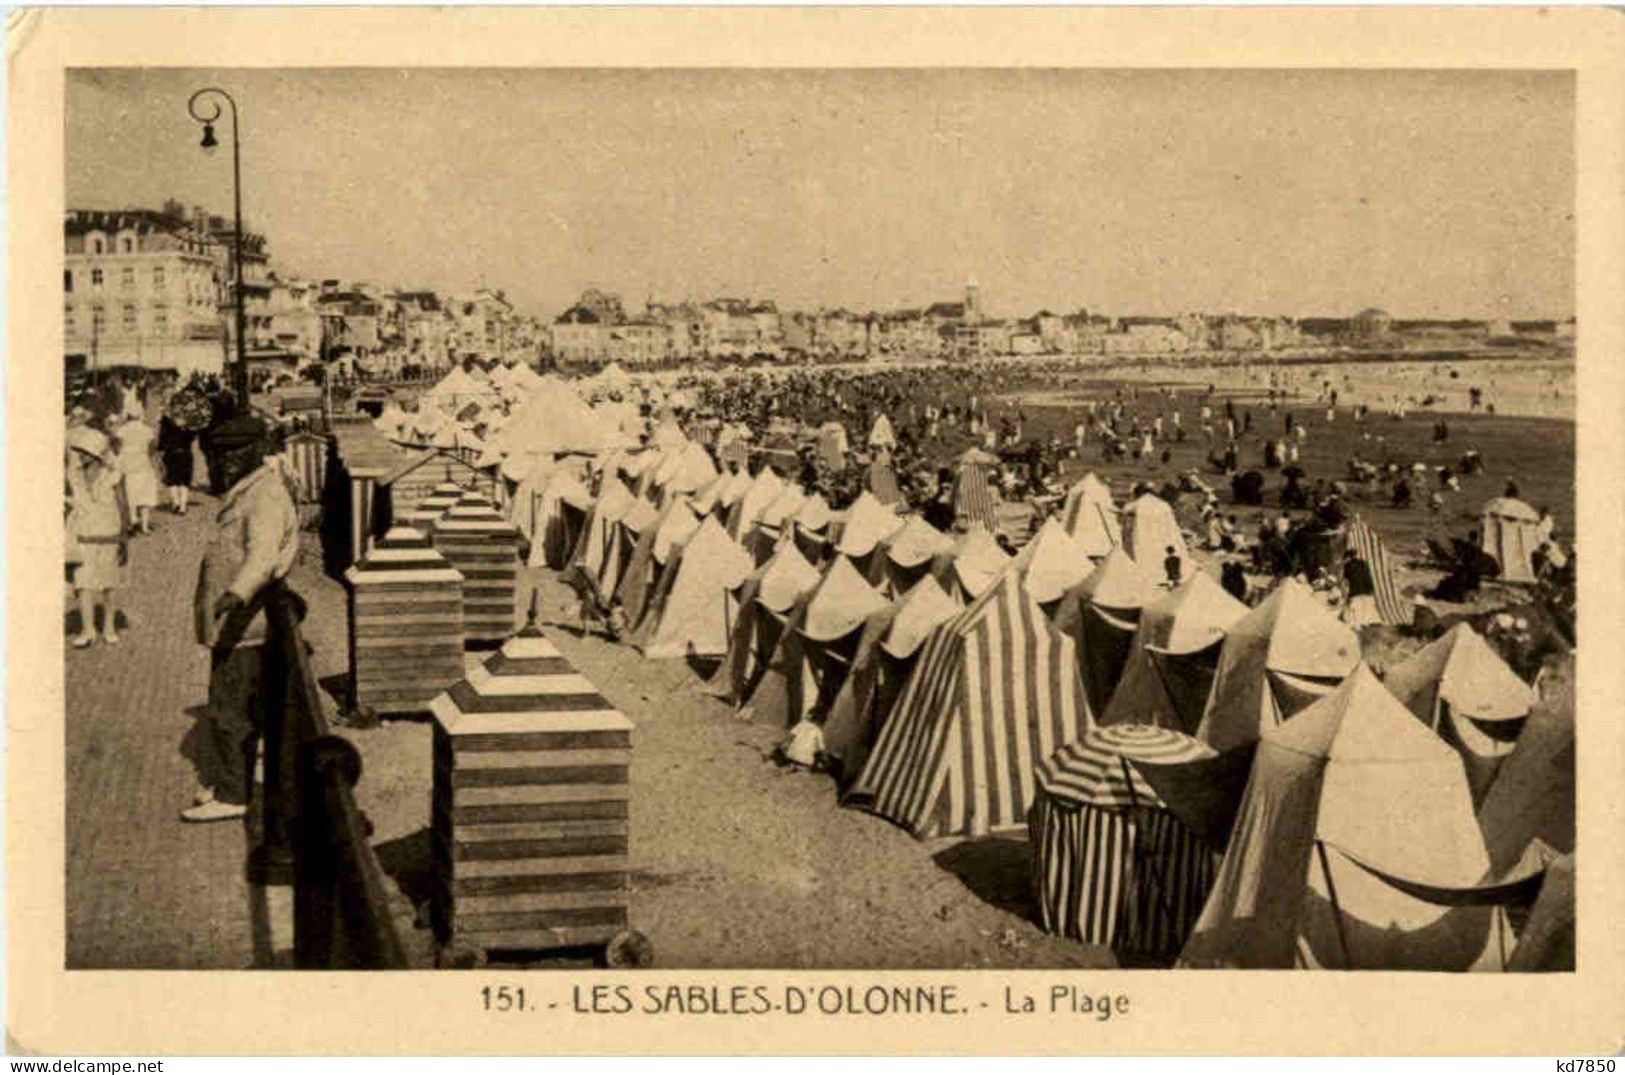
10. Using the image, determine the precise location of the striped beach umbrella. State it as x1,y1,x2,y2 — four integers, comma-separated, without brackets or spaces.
1030,724,1220,959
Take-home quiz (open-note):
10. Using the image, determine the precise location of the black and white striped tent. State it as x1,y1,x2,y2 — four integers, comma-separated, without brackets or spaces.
845,569,1088,839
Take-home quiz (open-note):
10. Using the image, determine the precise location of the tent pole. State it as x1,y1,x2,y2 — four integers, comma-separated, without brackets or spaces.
1315,839,1354,970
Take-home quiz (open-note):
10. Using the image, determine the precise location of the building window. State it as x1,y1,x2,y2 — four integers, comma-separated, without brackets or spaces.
91,268,104,288
65,305,76,334
122,305,138,332
121,237,134,254
121,266,135,289
152,266,166,290
64,269,73,293
91,238,104,254
153,305,168,334
91,306,106,332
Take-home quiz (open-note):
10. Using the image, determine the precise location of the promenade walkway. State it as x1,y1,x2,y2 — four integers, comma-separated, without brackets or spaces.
64,497,427,968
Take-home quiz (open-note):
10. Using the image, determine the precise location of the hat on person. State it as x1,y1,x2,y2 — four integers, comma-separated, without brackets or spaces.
67,425,110,463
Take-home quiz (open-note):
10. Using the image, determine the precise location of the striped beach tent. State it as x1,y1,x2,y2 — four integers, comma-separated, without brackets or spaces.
1053,547,1154,718
1345,517,1414,626
1029,724,1220,959
632,516,753,660
614,499,701,630
1383,623,1537,809
1195,578,1360,755
1061,472,1122,557
823,575,962,785
283,430,329,506
932,522,1011,602
746,556,891,726
1100,572,1249,734
868,513,954,598
704,540,823,707
952,463,1001,534
845,570,1089,839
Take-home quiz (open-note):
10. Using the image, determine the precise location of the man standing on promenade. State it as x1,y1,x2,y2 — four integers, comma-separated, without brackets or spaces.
181,416,300,823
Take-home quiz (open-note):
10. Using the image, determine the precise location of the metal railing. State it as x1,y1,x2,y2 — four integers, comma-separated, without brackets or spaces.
264,583,408,969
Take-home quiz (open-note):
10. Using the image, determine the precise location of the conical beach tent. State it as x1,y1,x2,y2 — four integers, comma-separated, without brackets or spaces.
1195,578,1360,754
570,477,637,602
933,523,1011,602
1384,623,1537,808
746,556,891,726
527,466,594,569
1029,724,1221,958
791,492,835,564
1062,473,1122,557
833,490,904,579
823,576,962,781
846,570,1089,839
704,541,822,707
614,498,701,630
869,514,954,597
633,516,752,659
1122,494,1191,586
1099,572,1249,733
1180,666,1511,970
1011,519,1094,606
746,484,807,565
726,467,786,541
1053,547,1154,718
867,413,897,450
1474,681,1574,877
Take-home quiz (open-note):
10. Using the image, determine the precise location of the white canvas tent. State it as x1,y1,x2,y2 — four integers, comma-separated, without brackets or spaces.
1180,666,1513,970
833,490,905,578
1061,472,1122,558
1100,571,1250,734
1122,493,1192,587
570,477,637,601
868,514,954,598
746,556,892,727
1384,623,1537,808
867,413,898,450
933,523,1011,602
526,466,594,569
1053,547,1155,718
746,484,808,565
614,498,701,629
1011,519,1095,605
1195,578,1360,754
726,467,786,542
824,575,964,781
705,541,824,707
633,515,753,659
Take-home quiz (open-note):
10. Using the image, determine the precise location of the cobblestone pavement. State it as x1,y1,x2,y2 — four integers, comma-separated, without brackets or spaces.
65,498,267,968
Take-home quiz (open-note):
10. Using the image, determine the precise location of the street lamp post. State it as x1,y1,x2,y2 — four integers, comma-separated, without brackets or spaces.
187,87,249,411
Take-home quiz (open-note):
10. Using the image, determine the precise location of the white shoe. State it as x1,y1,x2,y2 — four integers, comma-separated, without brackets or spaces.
102,630,120,645
192,786,216,806
71,633,96,649
180,799,247,823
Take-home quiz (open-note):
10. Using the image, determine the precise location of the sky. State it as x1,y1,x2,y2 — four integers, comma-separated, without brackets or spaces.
66,68,1574,321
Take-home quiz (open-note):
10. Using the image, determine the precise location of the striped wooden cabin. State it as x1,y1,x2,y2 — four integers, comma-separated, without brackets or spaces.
429,626,634,960
326,417,415,573
432,490,522,644
282,430,330,531
404,481,470,538
344,525,466,715
381,449,498,525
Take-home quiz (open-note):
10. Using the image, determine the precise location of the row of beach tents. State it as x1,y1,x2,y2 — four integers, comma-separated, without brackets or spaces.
362,366,1572,971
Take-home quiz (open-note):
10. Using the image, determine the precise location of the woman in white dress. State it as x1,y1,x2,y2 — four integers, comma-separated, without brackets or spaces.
114,415,159,534
66,427,129,646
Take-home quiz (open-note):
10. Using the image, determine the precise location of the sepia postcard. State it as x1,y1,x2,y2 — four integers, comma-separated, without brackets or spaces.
7,4,1624,1057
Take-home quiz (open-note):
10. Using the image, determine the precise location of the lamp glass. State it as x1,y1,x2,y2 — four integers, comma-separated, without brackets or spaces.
200,123,218,152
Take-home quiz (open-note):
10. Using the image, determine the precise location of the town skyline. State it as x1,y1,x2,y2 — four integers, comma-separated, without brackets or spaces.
68,68,1574,322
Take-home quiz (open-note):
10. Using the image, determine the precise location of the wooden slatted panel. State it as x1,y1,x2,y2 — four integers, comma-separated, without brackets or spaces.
429,629,634,956
345,525,465,714
432,491,521,643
